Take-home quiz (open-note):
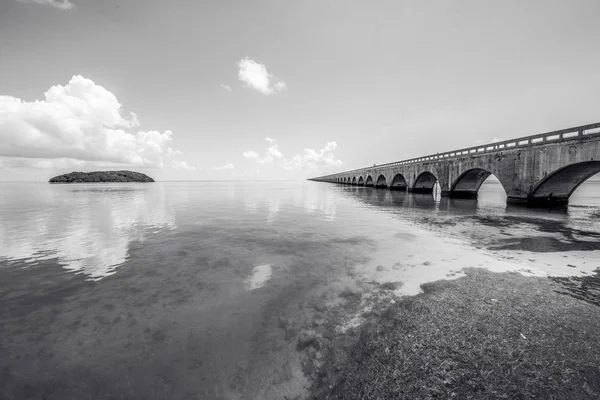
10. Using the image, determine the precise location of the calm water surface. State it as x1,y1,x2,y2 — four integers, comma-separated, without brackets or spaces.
1,180,600,399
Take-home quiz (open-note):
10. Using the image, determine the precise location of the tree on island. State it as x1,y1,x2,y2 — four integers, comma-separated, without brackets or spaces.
48,171,155,183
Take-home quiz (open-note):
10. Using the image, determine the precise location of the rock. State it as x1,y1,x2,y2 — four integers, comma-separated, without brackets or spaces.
49,170,154,183
296,330,321,351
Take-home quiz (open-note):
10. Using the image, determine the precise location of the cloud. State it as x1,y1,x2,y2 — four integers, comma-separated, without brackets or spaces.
237,58,287,95
243,150,259,159
213,163,234,170
0,75,180,168
172,160,200,171
284,142,342,170
245,137,284,165
17,0,74,10
220,84,232,92
265,143,282,159
274,82,287,91
167,148,183,157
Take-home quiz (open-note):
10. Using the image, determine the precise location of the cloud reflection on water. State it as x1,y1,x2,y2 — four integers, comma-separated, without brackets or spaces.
0,183,175,280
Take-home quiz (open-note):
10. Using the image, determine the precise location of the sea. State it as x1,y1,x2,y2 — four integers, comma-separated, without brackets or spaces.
1,179,600,399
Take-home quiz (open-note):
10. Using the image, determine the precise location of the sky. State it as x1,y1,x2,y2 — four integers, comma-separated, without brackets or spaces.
1,0,599,181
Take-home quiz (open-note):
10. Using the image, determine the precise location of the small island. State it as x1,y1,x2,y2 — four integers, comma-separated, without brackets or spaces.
49,170,155,183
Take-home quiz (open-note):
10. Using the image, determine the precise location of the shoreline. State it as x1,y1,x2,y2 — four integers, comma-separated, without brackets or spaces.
306,268,600,399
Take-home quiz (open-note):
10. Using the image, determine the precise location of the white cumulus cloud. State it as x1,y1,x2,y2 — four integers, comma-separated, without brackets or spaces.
0,75,180,169
172,160,200,171
167,148,183,157
237,58,287,95
245,137,284,165
213,163,235,170
243,150,259,159
284,142,342,170
220,84,232,92
274,82,287,91
17,0,74,10
265,143,282,159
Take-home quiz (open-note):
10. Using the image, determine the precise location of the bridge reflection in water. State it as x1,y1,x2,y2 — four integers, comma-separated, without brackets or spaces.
312,123,600,208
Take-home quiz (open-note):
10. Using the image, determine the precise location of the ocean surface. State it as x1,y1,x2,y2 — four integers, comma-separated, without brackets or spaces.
1,179,600,399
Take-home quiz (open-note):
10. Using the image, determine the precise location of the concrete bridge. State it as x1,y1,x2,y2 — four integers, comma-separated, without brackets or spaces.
310,123,600,207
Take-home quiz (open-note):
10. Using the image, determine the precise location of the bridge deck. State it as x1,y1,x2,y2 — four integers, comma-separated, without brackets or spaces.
316,122,600,179
311,122,600,208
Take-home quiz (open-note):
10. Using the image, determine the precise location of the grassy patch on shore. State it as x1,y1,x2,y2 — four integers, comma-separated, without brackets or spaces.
310,269,600,399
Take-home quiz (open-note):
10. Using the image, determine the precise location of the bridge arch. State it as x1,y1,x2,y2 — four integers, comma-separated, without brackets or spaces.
352,176,357,185
365,175,374,187
358,176,364,186
412,171,438,194
391,173,408,190
528,161,600,206
450,168,495,199
375,174,387,188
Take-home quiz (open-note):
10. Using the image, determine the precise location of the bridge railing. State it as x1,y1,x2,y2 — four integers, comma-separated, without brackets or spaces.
315,122,600,180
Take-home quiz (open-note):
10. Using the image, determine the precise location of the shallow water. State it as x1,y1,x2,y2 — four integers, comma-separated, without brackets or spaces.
1,180,600,399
